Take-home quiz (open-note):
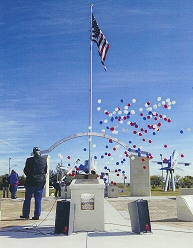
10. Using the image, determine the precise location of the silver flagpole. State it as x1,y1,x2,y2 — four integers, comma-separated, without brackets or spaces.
89,4,93,173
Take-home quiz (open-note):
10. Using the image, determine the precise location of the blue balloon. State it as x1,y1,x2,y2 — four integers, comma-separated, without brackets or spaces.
120,99,124,103
180,130,184,134
94,156,97,159
143,117,146,120
116,162,119,165
99,120,103,124
83,148,87,151
101,155,104,159
104,166,107,169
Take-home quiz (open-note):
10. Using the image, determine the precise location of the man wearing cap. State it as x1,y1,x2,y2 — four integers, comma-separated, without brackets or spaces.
20,147,47,220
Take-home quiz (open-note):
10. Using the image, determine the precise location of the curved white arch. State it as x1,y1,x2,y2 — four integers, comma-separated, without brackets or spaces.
40,132,148,155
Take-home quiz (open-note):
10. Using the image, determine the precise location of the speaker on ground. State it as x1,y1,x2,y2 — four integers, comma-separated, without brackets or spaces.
54,200,75,235
128,199,151,234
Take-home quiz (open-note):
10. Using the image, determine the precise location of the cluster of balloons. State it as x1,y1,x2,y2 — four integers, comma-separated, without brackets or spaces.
95,96,181,162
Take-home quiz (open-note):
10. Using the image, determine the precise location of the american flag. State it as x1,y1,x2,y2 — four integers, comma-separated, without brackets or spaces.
92,14,110,70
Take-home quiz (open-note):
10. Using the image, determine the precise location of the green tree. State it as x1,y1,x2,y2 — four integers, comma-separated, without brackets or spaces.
150,175,162,188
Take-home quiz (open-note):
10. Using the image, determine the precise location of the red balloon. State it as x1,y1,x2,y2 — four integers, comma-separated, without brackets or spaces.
149,140,152,143
143,165,147,169
109,139,113,143
181,154,184,158
67,156,71,159
113,147,116,151
164,144,168,148
142,138,146,141
147,101,151,105
142,158,145,162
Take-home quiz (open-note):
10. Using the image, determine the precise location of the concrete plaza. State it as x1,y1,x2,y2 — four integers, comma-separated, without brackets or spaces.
1,196,193,247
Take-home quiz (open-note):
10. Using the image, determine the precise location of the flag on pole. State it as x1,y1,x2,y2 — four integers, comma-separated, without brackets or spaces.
92,14,110,71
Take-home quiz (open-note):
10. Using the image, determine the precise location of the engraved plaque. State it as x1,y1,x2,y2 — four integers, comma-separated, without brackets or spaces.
81,193,95,210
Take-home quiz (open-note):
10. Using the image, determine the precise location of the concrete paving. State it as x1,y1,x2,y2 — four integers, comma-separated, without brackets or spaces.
1,197,193,247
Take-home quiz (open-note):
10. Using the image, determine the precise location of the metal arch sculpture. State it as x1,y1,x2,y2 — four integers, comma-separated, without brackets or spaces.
40,132,148,155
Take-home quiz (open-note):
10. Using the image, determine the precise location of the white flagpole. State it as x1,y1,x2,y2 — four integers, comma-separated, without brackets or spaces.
89,4,93,173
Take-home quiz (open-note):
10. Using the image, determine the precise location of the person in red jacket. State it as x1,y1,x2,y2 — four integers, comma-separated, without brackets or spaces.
20,147,47,220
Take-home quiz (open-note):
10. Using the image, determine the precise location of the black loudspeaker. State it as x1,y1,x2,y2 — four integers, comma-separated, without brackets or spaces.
54,200,75,235
128,199,151,234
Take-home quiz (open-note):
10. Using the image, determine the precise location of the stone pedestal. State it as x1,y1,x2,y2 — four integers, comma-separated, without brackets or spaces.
130,155,151,197
108,184,118,198
70,178,105,232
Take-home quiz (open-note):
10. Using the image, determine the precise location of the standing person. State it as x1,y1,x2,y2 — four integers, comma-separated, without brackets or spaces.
2,174,10,198
53,181,61,198
20,147,47,220
9,170,19,199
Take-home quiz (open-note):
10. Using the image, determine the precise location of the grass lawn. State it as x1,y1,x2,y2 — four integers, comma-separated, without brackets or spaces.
0,184,182,198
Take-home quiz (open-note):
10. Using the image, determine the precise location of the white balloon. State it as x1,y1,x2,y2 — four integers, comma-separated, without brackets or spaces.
109,113,113,117
88,126,92,130
153,104,157,109
131,156,135,160
120,120,124,124
139,108,143,112
124,106,128,109
98,99,102,104
104,119,108,123
131,110,135,114
118,110,122,114
172,100,176,104
166,98,170,103
93,144,96,148
157,97,162,101
132,99,136,103
101,129,106,133
97,107,101,111
124,110,129,114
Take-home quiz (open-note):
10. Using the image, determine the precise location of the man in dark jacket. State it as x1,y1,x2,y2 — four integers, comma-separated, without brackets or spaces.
3,174,10,198
20,147,47,220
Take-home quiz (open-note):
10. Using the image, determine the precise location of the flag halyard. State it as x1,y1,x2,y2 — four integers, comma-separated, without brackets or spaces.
92,14,110,71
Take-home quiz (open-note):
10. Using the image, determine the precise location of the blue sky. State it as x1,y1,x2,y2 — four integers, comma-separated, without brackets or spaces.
1,1,193,182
